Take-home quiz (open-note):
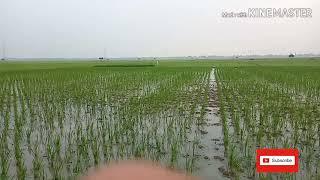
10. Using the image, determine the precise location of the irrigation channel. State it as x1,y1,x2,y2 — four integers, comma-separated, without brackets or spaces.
195,67,229,180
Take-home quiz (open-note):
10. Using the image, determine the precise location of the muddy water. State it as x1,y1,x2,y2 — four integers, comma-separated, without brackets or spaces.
194,68,229,180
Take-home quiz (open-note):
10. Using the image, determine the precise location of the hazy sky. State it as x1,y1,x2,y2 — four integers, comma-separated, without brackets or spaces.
0,0,319,58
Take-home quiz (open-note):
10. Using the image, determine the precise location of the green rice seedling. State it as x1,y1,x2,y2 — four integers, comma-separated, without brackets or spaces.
32,141,43,179
169,141,179,168
228,146,241,175
91,136,100,166
46,139,55,168
0,104,10,179
26,127,32,153
0,136,10,179
14,136,27,179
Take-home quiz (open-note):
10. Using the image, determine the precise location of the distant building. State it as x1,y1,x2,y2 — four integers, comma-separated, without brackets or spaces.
289,54,295,58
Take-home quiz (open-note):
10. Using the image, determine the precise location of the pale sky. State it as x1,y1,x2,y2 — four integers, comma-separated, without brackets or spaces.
0,0,319,58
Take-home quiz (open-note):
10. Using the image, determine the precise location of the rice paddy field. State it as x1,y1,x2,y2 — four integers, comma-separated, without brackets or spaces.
0,59,319,179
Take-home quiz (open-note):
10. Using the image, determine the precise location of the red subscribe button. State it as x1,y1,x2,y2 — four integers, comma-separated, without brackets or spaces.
256,149,299,173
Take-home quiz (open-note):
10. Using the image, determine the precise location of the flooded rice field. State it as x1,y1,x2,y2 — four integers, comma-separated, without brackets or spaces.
0,66,221,179
216,66,320,180
0,61,320,179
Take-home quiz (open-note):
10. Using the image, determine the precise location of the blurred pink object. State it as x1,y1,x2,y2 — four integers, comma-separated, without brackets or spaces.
82,160,197,180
